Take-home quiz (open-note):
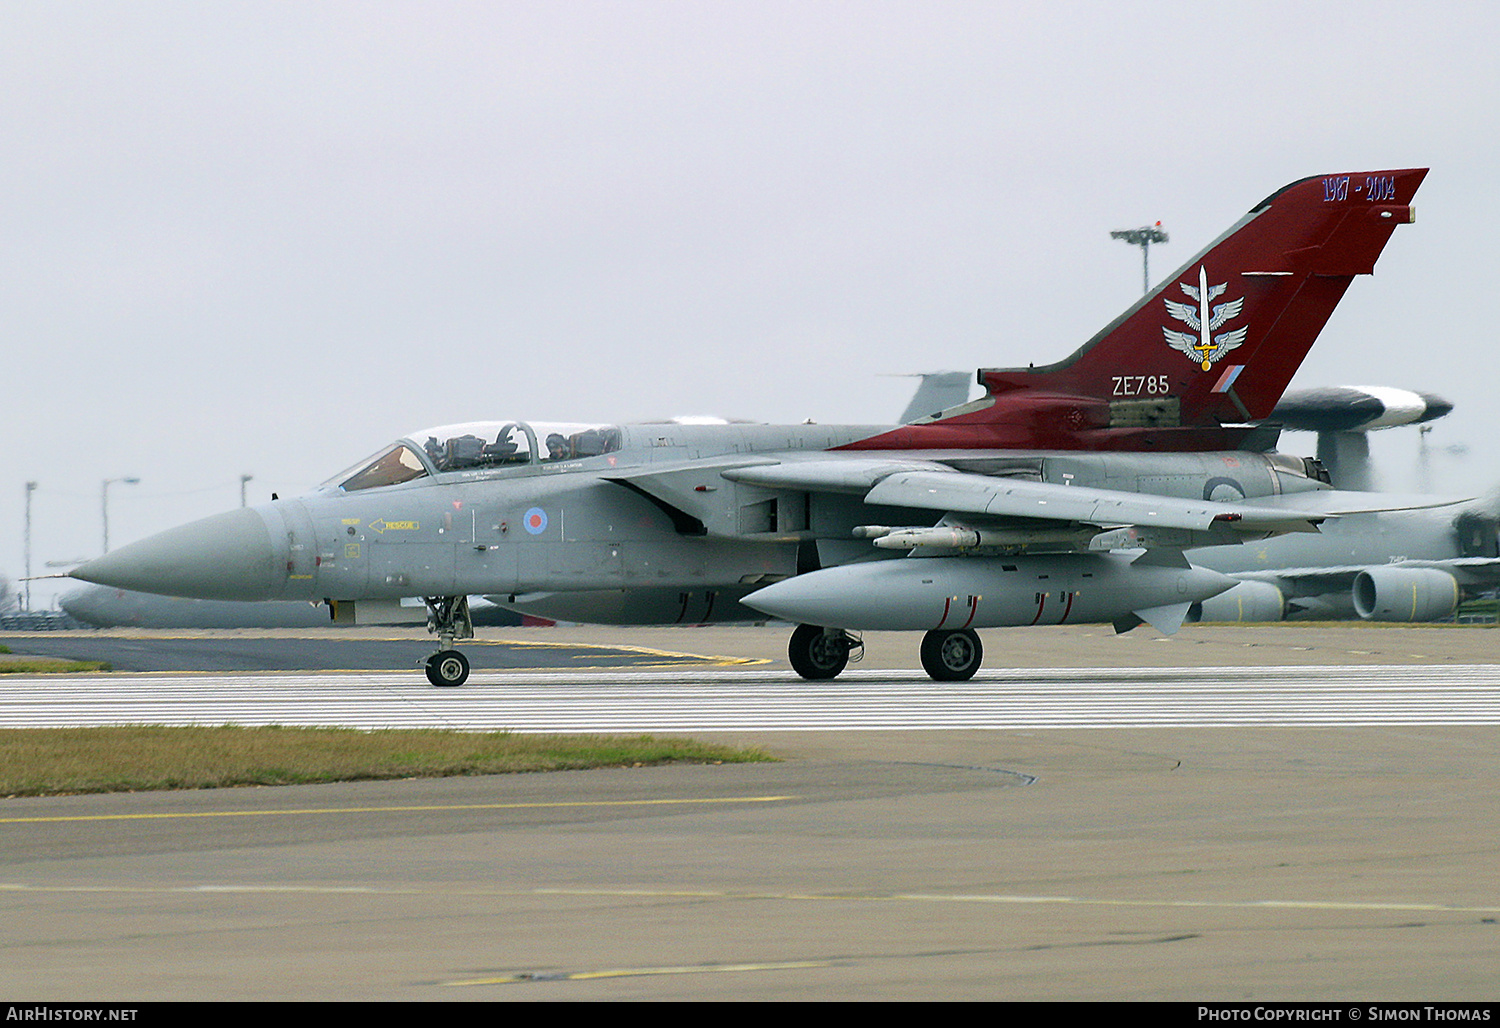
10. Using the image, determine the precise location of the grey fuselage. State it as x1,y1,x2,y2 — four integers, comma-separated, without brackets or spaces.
77,419,1333,626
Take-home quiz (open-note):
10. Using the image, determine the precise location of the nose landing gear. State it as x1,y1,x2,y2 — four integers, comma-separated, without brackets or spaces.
423,595,474,687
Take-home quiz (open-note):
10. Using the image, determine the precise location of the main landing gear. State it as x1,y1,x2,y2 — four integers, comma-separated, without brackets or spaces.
919,628,983,681
788,624,983,682
423,595,474,687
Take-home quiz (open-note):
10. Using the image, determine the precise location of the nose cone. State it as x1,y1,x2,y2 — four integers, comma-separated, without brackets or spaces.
71,507,286,601
742,574,829,626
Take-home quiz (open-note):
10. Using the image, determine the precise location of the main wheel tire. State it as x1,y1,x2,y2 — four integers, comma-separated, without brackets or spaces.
920,629,982,681
788,624,850,680
426,649,470,687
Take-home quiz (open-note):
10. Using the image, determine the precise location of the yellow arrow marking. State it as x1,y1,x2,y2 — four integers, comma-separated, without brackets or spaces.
368,519,419,534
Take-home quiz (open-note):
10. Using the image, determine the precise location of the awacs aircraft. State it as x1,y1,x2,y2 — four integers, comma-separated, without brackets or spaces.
1190,500,1499,622
1181,382,1494,623
1268,384,1453,490
72,169,1434,685
1187,384,1493,622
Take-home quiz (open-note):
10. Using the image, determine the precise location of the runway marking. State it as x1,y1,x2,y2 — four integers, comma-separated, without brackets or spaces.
482,639,768,668
443,961,832,986
2,635,769,673
2,882,1495,917
0,795,796,824
5,665,1500,730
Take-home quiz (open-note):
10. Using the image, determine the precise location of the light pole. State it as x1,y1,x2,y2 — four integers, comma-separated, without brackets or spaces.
1111,222,1169,295
24,481,36,611
240,474,254,508
101,476,140,554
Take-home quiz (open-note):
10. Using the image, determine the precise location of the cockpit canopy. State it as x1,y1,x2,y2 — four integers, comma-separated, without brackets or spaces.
325,421,623,493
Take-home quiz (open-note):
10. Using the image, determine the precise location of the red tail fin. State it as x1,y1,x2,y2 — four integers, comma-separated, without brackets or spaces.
846,169,1427,452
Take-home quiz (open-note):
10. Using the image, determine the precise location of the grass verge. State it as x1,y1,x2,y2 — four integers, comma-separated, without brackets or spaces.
0,658,111,674
0,726,776,796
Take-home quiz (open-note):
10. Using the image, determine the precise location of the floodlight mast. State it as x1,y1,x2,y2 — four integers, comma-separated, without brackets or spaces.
1111,222,1169,295
23,481,36,611
101,476,140,555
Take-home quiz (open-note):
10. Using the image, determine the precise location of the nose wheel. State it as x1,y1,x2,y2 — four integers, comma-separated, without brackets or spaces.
426,650,471,687
423,595,475,687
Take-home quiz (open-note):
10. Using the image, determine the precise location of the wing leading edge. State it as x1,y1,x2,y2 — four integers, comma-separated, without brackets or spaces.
717,460,1468,549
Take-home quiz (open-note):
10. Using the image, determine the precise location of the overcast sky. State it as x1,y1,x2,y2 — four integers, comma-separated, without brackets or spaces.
5,1,1498,607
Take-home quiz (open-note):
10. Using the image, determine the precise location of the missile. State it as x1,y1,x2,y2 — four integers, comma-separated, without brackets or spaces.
870,526,983,550
856,524,1094,550
743,551,1235,633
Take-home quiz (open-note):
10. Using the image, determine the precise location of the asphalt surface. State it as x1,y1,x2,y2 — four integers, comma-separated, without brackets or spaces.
1,630,734,672
7,618,1500,671
2,623,1499,1002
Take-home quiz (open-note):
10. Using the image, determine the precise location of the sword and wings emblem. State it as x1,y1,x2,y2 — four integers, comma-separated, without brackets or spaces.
1163,265,1246,370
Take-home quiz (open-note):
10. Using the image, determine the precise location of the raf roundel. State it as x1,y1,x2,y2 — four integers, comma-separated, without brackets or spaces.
523,507,549,535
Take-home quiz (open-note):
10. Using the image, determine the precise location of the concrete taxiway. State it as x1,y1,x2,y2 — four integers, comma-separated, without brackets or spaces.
2,623,1499,1001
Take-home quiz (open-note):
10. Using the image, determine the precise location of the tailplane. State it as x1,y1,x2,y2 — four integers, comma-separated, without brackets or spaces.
846,169,1426,452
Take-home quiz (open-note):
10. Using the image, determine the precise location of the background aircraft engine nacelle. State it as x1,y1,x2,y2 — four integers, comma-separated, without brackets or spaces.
1352,567,1461,623
1192,580,1288,623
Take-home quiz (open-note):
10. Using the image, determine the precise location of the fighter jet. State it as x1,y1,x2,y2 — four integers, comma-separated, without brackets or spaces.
72,168,1436,685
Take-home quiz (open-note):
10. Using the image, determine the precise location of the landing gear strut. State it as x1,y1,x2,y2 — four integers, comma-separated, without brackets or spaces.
423,595,474,687
788,623,861,680
920,628,983,681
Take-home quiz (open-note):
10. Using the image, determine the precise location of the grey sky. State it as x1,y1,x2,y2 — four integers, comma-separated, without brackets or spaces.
5,1,1497,607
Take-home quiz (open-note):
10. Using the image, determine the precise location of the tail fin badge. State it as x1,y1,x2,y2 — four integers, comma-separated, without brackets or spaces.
1163,266,1247,371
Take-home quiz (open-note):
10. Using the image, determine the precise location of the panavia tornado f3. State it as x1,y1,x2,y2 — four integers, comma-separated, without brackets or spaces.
73,169,1441,685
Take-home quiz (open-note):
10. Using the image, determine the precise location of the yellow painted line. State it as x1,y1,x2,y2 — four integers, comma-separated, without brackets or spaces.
443,961,832,986
1,882,1494,917
19,635,769,671
485,638,766,667
0,795,796,825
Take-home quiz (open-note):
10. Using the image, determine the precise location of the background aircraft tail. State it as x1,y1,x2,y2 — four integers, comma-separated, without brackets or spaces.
847,169,1427,452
